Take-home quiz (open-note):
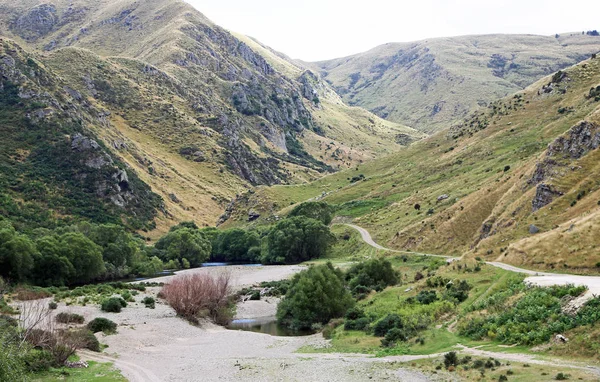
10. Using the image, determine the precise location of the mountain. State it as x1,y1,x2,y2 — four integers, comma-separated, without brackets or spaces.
225,55,600,274
313,33,600,133
0,0,422,235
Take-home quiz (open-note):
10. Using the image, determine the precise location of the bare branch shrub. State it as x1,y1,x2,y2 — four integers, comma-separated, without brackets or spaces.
161,272,234,325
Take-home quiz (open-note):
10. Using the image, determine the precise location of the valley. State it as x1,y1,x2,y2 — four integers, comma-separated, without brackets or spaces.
1,0,600,381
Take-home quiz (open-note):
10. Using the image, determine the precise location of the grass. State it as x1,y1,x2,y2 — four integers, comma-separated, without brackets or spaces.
32,361,126,382
233,55,600,274
315,33,600,133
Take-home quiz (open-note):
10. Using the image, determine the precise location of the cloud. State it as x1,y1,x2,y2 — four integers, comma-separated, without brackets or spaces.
185,0,600,61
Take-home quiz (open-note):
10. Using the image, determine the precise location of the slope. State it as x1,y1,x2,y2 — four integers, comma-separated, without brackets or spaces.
224,55,600,274
0,0,424,234
314,33,600,133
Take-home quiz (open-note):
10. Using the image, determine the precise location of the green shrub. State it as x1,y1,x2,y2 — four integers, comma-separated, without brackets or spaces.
346,259,399,296
79,329,101,352
444,351,459,368
87,317,117,334
48,301,58,310
381,327,408,347
555,372,569,380
23,349,55,372
142,296,155,309
101,297,127,313
277,263,354,330
373,314,403,337
288,201,333,225
55,312,84,324
416,290,438,305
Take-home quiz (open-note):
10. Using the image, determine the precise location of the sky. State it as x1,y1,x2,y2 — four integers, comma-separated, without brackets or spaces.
185,0,600,62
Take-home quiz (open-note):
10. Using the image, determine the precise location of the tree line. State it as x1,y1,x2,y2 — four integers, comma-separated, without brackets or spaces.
0,201,335,287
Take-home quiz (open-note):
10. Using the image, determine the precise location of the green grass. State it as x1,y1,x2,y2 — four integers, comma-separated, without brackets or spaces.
32,361,126,382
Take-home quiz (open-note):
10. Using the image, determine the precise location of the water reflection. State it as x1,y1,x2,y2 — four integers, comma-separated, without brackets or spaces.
227,316,313,337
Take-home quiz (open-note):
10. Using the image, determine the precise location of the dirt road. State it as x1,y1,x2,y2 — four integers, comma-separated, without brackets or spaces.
343,224,600,305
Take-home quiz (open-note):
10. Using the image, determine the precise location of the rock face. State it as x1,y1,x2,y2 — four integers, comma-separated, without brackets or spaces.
12,4,58,41
532,184,563,212
529,121,600,211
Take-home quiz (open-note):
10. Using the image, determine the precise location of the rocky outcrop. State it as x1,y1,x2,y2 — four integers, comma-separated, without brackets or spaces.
529,121,600,211
12,4,58,41
532,184,564,212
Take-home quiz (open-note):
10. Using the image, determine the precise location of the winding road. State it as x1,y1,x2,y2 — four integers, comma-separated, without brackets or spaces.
343,224,600,306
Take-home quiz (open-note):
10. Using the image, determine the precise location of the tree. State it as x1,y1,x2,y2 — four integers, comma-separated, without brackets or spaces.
58,232,105,284
277,263,354,330
346,258,398,295
32,236,75,287
154,228,211,267
289,201,334,225
211,228,260,263
0,221,35,282
263,216,335,264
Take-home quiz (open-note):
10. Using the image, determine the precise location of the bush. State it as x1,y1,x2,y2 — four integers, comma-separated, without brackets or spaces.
381,327,408,347
416,290,438,305
161,272,233,325
373,314,403,337
346,259,398,296
87,317,117,334
55,312,84,324
288,201,333,225
277,263,354,331
23,349,55,372
101,297,127,313
444,351,459,368
142,296,156,309
48,301,57,310
555,372,569,380
78,329,100,352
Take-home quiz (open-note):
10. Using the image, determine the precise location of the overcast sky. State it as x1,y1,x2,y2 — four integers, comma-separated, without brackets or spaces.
185,0,600,62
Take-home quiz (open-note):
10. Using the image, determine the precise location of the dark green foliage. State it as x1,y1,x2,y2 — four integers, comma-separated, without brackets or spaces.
210,228,261,263
0,221,35,281
263,216,335,264
344,307,371,331
416,290,438,305
154,228,211,268
555,372,569,380
87,317,117,334
288,202,333,225
79,329,101,352
381,327,408,347
55,312,84,324
460,285,599,345
169,221,199,232
346,259,398,297
277,263,354,331
142,296,155,309
258,279,291,297
101,297,127,313
443,280,472,304
588,85,600,101
373,314,403,337
48,301,57,310
444,351,459,368
23,349,55,372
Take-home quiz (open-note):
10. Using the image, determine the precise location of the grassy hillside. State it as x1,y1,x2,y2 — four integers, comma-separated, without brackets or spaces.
225,55,600,274
0,38,161,232
0,0,423,235
314,33,600,133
